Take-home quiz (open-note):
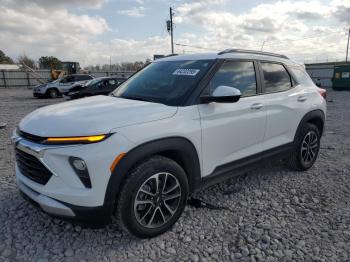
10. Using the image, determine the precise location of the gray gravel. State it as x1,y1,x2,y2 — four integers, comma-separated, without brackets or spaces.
1,88,350,261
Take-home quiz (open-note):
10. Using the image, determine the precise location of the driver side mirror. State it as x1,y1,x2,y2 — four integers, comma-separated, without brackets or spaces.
201,86,241,103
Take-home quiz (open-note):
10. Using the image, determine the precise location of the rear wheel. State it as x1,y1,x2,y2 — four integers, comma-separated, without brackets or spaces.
286,123,320,171
116,155,189,238
47,89,58,98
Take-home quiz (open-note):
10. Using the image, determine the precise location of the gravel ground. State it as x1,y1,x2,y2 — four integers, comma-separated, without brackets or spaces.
0,88,350,262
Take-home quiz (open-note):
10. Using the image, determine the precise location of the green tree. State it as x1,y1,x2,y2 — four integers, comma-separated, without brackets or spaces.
0,50,14,64
38,56,62,69
18,54,37,69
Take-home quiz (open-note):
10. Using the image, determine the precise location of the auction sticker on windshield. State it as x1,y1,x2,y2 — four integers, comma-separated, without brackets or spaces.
173,69,200,76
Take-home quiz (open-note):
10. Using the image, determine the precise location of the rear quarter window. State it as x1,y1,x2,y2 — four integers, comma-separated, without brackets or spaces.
290,67,315,86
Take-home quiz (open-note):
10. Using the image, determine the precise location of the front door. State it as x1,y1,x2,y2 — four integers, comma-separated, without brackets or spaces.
198,60,267,176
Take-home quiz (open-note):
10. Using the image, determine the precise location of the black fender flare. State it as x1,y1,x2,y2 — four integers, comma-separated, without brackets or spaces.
103,137,201,211
294,109,325,141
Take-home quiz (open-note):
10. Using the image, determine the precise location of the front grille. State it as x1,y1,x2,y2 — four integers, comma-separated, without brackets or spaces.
15,148,53,185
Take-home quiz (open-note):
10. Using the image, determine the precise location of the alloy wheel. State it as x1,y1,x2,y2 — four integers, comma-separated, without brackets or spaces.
300,130,318,165
134,172,181,229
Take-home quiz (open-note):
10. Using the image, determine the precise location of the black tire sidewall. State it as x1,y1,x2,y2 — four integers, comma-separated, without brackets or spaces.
48,89,58,98
119,157,189,238
296,123,320,170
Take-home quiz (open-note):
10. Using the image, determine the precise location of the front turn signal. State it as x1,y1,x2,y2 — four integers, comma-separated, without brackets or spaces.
44,134,108,144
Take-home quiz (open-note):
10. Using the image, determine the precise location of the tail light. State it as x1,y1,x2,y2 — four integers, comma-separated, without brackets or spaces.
318,88,326,100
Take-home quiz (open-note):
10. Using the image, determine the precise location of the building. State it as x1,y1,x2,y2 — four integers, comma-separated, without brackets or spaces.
305,61,350,88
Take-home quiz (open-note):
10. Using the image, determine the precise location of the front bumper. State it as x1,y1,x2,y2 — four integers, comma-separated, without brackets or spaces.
12,130,132,224
18,178,113,225
33,91,45,98
18,179,75,217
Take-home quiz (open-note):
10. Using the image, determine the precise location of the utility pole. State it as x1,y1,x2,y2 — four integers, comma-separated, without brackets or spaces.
167,7,174,54
346,28,350,62
109,56,111,72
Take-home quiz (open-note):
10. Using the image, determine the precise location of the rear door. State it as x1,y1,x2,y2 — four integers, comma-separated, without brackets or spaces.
259,61,308,151
198,60,267,176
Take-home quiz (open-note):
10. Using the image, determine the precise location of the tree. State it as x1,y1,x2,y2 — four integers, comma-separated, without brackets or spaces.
18,54,36,69
38,56,62,69
0,50,14,64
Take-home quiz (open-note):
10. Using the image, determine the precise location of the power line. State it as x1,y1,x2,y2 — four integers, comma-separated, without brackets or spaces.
252,30,347,49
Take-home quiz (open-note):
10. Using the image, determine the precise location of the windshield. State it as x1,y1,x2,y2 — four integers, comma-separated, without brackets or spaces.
85,78,101,86
112,60,214,106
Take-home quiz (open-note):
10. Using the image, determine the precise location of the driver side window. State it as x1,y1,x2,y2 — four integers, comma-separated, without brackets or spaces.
209,61,257,97
62,76,74,83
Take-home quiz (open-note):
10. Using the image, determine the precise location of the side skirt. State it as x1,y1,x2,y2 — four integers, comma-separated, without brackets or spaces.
195,142,294,192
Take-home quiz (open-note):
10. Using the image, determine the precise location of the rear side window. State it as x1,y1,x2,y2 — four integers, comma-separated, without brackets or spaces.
209,61,257,97
261,62,292,93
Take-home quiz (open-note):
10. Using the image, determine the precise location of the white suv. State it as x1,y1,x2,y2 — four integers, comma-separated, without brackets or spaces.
13,49,326,238
33,74,94,98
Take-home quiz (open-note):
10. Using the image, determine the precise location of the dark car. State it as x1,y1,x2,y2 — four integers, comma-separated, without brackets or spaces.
66,77,126,99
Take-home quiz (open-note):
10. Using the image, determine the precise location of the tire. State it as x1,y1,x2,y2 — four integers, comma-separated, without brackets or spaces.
116,155,189,238
285,123,320,171
48,89,58,98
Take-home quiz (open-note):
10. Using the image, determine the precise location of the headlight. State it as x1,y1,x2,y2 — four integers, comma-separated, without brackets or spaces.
43,134,109,145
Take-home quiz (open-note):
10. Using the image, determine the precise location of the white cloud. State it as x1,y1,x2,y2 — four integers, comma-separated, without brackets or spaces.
0,0,349,66
10,0,107,9
117,6,146,17
0,0,111,65
173,0,349,62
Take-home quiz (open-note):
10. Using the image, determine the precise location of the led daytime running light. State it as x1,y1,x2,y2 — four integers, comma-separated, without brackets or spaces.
45,134,106,144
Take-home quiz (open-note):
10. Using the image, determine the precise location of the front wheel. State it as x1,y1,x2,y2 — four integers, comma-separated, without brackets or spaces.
285,123,321,171
116,156,189,238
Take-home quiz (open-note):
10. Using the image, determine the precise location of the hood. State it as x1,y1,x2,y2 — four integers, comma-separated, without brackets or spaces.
19,96,177,137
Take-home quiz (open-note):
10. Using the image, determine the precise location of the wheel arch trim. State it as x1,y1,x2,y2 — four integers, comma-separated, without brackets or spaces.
103,136,201,210
294,109,325,141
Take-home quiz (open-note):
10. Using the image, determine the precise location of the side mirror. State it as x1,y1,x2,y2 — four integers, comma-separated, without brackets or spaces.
201,86,241,103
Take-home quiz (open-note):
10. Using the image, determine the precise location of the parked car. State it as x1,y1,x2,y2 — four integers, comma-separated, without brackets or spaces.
13,49,326,238
66,77,126,99
33,74,94,98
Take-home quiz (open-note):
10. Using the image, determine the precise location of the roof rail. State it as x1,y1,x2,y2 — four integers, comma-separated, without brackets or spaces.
218,49,289,59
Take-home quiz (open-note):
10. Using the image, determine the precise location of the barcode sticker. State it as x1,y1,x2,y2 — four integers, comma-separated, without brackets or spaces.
173,69,200,76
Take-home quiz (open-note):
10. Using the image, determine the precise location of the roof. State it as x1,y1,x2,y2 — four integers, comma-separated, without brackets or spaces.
156,49,295,66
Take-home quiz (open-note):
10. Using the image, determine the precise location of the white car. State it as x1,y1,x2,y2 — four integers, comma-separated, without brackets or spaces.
33,74,94,98
13,49,326,238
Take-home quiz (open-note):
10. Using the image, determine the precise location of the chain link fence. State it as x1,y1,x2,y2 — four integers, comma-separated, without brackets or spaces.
0,70,135,88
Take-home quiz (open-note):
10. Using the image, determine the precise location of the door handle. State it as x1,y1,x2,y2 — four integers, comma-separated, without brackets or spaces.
297,96,307,102
250,103,263,110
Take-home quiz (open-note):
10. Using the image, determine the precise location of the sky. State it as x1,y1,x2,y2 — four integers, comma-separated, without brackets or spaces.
0,0,349,66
